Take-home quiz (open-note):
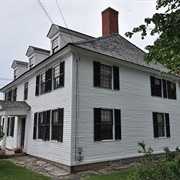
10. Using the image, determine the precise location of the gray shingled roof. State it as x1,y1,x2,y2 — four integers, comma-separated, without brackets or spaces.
0,100,30,110
75,33,168,72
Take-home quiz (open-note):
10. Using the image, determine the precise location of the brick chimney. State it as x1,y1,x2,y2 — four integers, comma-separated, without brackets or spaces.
102,7,119,36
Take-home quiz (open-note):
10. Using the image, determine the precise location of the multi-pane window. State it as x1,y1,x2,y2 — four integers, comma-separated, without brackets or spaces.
29,57,34,69
14,69,17,80
150,76,176,99
5,88,17,101
7,117,15,137
33,108,63,142
52,37,59,53
52,109,63,142
35,62,64,96
54,65,60,89
93,61,119,90
153,112,170,138
40,73,45,94
94,108,121,141
100,64,112,89
24,82,28,100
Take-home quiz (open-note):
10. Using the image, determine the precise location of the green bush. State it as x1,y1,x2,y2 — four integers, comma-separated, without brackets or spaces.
127,141,180,180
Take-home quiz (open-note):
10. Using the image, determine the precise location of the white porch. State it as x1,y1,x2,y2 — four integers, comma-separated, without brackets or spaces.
0,100,30,155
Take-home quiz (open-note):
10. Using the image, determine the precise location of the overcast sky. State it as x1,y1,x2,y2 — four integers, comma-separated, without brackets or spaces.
0,0,157,99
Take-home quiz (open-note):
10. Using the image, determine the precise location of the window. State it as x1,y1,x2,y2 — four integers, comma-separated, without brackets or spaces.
7,90,12,101
33,109,63,142
53,61,65,89
24,82,28,100
40,73,45,94
52,37,59,53
14,69,17,80
7,117,15,137
29,57,34,69
94,108,121,141
150,76,176,99
35,62,64,96
153,112,170,138
37,111,50,141
52,108,64,142
93,61,119,90
12,88,17,101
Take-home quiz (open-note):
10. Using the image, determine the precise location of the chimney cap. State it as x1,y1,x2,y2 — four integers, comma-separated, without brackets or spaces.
101,7,119,15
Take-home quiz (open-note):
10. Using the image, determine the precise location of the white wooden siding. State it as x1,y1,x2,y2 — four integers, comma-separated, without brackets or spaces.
70,56,180,165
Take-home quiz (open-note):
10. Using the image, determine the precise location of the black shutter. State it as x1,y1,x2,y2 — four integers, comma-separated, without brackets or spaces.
7,118,10,136
94,108,101,141
167,81,176,100
42,111,46,141
60,61,65,87
165,113,170,137
45,110,50,141
150,76,155,96
113,66,120,90
153,112,159,138
163,80,167,98
33,113,37,140
115,109,121,140
35,75,40,96
58,108,64,142
93,61,101,87
11,117,15,137
45,69,52,92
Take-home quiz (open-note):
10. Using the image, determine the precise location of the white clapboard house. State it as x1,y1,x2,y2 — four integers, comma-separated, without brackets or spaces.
0,7,180,172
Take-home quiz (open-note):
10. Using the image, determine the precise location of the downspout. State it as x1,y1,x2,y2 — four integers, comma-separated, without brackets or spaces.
75,56,80,164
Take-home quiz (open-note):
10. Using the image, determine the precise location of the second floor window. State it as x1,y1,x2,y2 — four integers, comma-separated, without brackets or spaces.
24,82,28,100
150,76,176,100
93,61,119,90
35,61,65,96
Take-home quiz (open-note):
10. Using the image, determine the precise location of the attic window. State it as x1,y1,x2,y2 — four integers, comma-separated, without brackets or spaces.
14,69,17,80
29,57,34,69
52,37,59,53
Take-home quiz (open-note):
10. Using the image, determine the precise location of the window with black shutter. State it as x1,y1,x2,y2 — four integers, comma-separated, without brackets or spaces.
45,110,50,141
12,88,17,101
38,112,44,140
150,76,176,100
153,112,170,138
51,108,64,142
24,82,28,100
93,61,119,90
40,73,46,94
7,90,12,101
45,68,52,93
94,108,121,141
33,113,37,139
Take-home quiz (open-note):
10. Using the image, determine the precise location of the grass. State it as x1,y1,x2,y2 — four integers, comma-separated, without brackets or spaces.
0,160,50,180
84,170,133,180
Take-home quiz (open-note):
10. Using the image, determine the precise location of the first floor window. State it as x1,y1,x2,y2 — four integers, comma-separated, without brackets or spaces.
153,112,170,138
94,108,121,141
7,117,15,137
33,108,64,142
52,108,64,142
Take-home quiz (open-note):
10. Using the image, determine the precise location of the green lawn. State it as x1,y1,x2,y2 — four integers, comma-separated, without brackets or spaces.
84,170,133,180
0,160,50,180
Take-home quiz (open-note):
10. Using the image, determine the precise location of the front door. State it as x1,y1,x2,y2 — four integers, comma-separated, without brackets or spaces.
21,118,26,147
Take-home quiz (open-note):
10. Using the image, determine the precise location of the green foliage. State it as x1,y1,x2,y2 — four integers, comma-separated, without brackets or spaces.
125,0,180,75
128,141,180,180
0,125,4,141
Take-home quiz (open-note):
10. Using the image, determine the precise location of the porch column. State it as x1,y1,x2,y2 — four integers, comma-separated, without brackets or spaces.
2,115,8,155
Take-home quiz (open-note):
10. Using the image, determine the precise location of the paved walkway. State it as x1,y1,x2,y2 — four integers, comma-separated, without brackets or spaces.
2,151,134,180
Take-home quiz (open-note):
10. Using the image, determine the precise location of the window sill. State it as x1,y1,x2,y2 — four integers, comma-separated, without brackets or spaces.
94,86,119,92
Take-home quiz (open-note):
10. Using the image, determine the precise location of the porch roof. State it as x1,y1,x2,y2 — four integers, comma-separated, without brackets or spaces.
0,100,30,116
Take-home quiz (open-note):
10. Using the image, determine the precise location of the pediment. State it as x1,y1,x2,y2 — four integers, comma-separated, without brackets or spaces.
47,24,60,39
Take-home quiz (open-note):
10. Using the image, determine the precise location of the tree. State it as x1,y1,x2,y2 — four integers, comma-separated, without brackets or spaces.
0,125,4,141
125,0,180,75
